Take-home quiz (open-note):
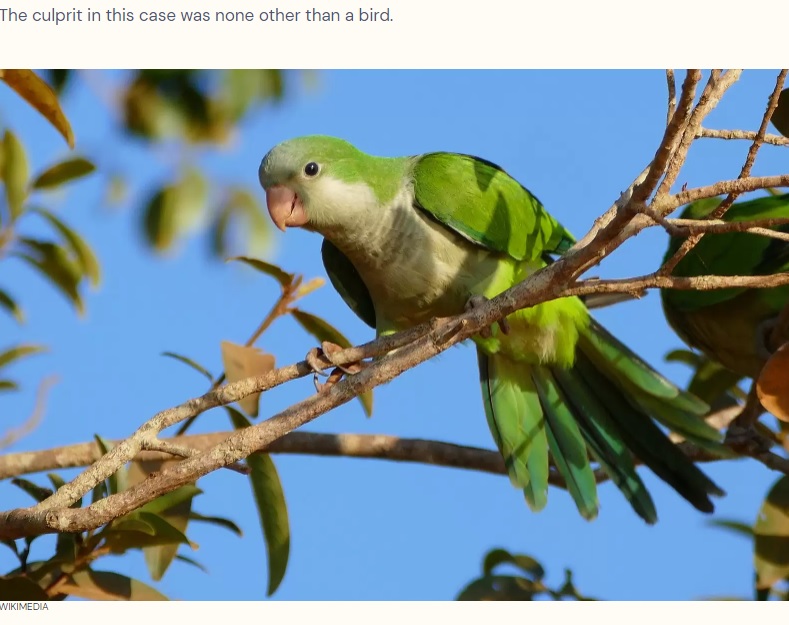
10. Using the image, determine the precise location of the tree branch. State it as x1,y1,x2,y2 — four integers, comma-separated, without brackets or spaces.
698,128,789,147
1,69,788,541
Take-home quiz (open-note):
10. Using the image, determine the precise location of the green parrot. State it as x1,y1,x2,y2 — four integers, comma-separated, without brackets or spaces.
259,135,724,524
662,193,789,380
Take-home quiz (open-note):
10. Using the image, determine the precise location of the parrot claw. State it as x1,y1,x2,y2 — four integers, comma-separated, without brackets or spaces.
465,295,510,339
313,367,346,393
306,341,365,393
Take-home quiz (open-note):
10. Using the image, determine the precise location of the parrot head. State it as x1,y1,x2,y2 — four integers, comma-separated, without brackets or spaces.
259,135,385,233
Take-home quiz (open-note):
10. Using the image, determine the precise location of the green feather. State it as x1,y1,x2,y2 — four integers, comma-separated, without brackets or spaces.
532,367,599,520
321,239,376,328
412,153,574,260
574,351,724,512
664,193,789,312
552,367,657,525
478,350,549,511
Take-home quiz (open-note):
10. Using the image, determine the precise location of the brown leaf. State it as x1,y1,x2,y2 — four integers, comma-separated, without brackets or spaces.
220,341,275,417
0,70,74,148
757,343,789,422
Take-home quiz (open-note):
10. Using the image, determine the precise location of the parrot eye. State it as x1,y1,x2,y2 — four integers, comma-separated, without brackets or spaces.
304,162,320,177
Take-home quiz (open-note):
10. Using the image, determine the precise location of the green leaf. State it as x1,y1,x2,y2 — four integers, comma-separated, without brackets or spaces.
188,511,243,536
31,208,100,286
211,188,271,257
16,238,84,313
229,405,289,595
291,309,351,348
247,453,290,596
161,351,214,382
0,575,50,600
0,343,45,368
10,477,53,502
65,570,168,601
772,88,789,138
457,575,538,601
0,379,18,392
32,157,96,189
139,485,202,515
665,348,703,368
482,548,545,580
105,511,193,553
0,287,24,323
144,499,194,581
291,309,373,417
2,129,29,220
228,256,292,288
142,188,177,252
755,475,789,590
709,518,755,538
142,171,208,253
174,554,208,574
111,516,156,535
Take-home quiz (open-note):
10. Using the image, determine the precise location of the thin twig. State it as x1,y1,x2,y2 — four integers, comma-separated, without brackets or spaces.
666,69,676,127
140,438,249,475
660,70,785,275
0,377,58,451
698,128,789,147
665,216,789,242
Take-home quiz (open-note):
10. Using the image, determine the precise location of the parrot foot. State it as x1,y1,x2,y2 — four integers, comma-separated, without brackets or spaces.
306,341,364,393
465,295,510,339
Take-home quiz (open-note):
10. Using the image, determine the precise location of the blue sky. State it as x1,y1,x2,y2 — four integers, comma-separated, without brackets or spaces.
0,70,784,600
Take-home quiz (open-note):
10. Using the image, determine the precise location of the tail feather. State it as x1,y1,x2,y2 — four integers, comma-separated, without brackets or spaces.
532,368,599,520
552,367,658,524
478,350,549,511
476,317,725,522
574,350,724,511
580,320,725,450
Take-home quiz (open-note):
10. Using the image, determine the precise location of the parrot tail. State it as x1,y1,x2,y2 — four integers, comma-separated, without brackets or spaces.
477,319,725,525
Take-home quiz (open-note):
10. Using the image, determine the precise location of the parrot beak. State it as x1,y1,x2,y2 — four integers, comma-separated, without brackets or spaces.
266,185,309,231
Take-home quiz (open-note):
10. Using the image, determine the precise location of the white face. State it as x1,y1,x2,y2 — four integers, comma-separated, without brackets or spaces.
260,149,377,233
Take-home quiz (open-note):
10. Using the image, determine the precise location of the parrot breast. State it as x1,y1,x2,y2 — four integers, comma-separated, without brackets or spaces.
321,185,587,367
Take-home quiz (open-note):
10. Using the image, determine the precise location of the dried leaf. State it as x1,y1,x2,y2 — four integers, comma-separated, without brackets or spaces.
0,70,74,147
220,341,275,417
32,157,95,189
755,476,789,590
295,277,325,299
757,343,789,422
